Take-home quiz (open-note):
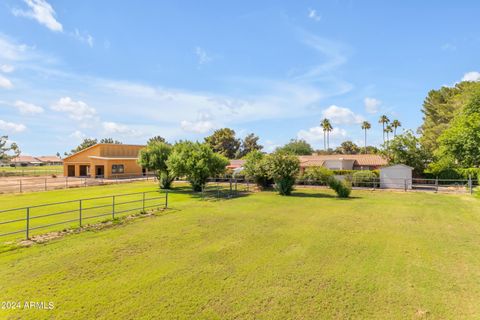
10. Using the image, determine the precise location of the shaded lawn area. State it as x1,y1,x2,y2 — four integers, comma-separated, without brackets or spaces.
1,187,480,319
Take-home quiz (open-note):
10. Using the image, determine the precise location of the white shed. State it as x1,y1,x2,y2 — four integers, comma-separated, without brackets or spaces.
380,164,413,189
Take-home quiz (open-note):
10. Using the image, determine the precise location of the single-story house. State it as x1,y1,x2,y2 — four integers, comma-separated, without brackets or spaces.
36,156,63,165
298,154,387,173
227,154,387,174
63,144,146,178
11,155,44,166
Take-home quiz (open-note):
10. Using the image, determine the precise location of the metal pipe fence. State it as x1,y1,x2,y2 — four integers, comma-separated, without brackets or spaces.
0,175,157,194
0,190,168,241
0,168,63,177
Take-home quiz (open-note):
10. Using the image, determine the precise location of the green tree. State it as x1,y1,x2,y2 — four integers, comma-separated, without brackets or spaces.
384,125,393,143
301,166,333,185
147,136,167,144
138,141,174,189
419,81,480,156
361,121,371,153
204,128,241,159
436,95,480,167
391,120,402,137
70,138,98,154
0,136,20,162
167,141,229,191
236,133,263,158
277,139,313,155
381,130,428,175
334,141,360,154
242,150,272,189
99,138,122,144
378,115,390,143
265,151,300,195
320,118,333,150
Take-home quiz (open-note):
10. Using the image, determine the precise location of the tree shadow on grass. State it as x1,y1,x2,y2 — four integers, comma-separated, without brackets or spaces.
289,192,361,200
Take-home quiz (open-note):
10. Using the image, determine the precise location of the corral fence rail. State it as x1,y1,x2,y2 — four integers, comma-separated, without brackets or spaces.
0,190,168,241
0,168,63,177
297,177,477,194
0,175,157,194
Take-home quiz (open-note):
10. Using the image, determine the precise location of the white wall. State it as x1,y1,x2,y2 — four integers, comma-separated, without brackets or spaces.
380,166,413,189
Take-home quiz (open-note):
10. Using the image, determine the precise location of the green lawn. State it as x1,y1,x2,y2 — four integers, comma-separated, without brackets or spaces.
1,184,480,319
0,165,63,176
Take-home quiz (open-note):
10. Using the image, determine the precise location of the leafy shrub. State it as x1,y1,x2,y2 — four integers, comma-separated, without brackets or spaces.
352,171,378,187
243,150,273,189
332,169,355,176
265,151,300,195
300,166,333,185
327,177,351,198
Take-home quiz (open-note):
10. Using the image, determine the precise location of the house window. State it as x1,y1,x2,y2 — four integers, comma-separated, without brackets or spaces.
112,164,124,174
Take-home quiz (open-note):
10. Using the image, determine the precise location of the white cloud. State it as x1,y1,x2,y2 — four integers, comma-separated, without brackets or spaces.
195,47,212,65
0,64,15,73
462,71,480,82
12,0,63,32
69,130,86,140
14,100,44,115
51,97,96,120
180,113,216,133
308,9,321,21
0,75,13,89
322,105,363,125
298,126,347,147
0,119,26,133
102,121,138,135
364,97,381,114
72,29,94,47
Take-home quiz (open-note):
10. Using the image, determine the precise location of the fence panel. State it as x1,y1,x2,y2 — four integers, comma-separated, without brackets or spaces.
0,191,168,241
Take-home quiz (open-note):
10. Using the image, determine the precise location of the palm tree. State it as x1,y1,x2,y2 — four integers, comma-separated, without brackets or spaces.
320,118,328,151
321,119,333,150
391,119,401,137
378,115,390,142
361,121,371,154
384,125,393,143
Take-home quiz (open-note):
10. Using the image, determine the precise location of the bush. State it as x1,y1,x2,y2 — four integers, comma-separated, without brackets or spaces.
352,170,378,187
300,166,333,185
332,169,355,176
167,141,229,191
265,151,300,196
327,177,351,198
243,150,273,189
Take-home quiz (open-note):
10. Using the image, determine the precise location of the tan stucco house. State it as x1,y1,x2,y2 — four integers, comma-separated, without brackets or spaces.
63,144,145,178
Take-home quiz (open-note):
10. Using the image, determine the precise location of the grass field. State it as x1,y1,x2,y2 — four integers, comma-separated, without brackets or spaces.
1,184,480,319
0,165,63,177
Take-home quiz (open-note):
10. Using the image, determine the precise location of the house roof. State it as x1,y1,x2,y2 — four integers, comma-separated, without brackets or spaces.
299,154,387,167
11,155,42,163
36,156,63,162
226,159,245,169
63,143,145,161
380,163,413,170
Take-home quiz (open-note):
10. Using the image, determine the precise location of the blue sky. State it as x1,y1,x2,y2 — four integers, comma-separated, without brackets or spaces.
0,0,479,155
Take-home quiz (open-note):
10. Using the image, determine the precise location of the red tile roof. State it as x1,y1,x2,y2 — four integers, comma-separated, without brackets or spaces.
36,156,63,162
299,154,387,167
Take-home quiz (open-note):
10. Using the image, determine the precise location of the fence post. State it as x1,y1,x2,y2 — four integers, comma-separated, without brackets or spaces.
435,178,439,192
79,200,83,227
112,196,116,219
404,179,407,192
165,190,168,208
26,207,30,240
65,177,68,189
142,192,145,211
19,179,22,193
469,175,473,195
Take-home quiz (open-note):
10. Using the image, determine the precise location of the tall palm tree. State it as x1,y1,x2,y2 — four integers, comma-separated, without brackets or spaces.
384,125,393,143
320,118,328,151
322,119,333,150
361,121,371,154
378,115,390,143
391,119,401,137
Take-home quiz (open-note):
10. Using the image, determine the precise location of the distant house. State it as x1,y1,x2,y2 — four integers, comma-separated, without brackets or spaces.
63,143,145,178
227,154,387,173
36,156,63,166
11,155,43,166
10,155,63,166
